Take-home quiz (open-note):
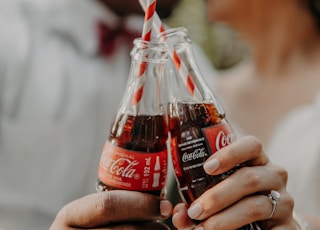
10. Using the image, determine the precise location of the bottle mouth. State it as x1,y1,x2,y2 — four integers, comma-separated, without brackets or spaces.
157,27,191,44
131,38,168,63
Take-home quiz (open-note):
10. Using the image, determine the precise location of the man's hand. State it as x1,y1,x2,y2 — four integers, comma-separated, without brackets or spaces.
50,190,173,229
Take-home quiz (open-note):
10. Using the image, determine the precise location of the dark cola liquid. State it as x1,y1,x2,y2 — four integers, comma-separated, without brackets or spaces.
168,102,231,203
168,102,260,230
96,114,168,197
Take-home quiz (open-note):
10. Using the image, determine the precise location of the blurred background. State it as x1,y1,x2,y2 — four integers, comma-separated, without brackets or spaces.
164,0,249,70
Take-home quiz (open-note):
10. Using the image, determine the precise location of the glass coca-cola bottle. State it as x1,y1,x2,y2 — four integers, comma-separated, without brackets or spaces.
161,27,260,230
96,39,169,197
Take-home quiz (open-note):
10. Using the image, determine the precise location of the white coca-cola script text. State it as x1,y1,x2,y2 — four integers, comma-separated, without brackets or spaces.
215,131,236,151
182,147,208,162
109,158,139,178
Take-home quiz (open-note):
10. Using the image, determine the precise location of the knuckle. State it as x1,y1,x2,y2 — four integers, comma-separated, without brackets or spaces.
202,190,223,212
251,137,263,157
140,194,161,217
140,194,151,214
246,197,265,220
271,164,288,185
95,191,118,216
242,168,261,189
276,166,288,184
247,136,263,156
282,193,295,212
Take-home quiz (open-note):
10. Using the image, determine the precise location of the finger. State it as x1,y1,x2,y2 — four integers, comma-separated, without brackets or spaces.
57,190,172,228
196,191,294,230
187,164,288,220
172,203,195,230
259,191,295,229
204,135,268,175
197,195,269,230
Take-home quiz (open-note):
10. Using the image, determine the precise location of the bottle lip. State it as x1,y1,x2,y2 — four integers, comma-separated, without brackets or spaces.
157,27,191,43
131,38,168,62
133,38,167,50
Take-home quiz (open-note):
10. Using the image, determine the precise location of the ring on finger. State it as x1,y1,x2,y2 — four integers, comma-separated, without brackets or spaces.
267,190,281,219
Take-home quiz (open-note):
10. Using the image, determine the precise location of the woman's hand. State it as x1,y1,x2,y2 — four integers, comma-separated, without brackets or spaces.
50,190,173,230
172,135,297,230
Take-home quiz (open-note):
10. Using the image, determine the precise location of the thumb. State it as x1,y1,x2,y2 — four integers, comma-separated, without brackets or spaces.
52,190,173,228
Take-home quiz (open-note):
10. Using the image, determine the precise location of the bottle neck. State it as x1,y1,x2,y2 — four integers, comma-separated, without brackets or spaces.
175,41,214,101
119,39,168,116
160,27,225,115
132,59,164,115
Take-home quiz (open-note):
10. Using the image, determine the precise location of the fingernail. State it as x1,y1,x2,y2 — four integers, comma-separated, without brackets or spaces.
204,157,220,173
187,203,203,219
194,226,204,230
172,212,179,226
160,200,172,217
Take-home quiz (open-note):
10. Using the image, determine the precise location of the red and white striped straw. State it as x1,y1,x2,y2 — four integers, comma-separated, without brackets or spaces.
132,0,157,105
141,0,157,42
139,0,195,96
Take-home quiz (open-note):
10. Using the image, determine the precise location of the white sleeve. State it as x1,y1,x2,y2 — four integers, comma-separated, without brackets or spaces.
0,1,31,63
0,0,32,117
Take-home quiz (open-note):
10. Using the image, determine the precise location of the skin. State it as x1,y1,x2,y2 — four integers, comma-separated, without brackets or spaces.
50,190,173,229
172,136,297,230
50,137,297,230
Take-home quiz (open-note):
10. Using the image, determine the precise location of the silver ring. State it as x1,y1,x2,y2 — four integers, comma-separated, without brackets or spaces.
267,190,281,219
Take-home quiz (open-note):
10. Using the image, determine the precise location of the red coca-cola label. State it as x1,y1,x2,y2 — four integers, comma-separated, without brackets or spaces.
98,141,167,191
202,123,237,153
170,123,236,177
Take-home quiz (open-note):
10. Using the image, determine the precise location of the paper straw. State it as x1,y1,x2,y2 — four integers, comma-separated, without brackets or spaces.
132,0,157,106
139,0,165,38
139,0,195,96
141,0,157,42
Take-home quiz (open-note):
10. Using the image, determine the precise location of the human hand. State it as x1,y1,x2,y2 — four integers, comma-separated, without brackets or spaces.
172,135,297,230
50,190,173,230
